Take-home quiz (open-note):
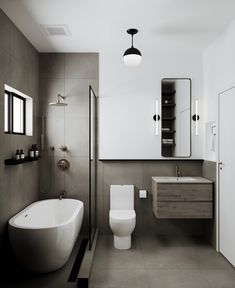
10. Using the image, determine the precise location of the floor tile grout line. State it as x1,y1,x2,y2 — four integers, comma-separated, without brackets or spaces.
91,235,235,288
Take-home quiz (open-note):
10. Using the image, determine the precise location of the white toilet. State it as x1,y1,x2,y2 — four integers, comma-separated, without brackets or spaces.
109,185,136,250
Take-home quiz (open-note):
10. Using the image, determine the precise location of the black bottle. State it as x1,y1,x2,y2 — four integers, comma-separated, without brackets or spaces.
15,150,20,160
35,144,39,158
29,145,35,158
20,149,25,159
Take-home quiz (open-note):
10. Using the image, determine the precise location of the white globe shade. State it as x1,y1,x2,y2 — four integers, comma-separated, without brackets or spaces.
123,54,142,67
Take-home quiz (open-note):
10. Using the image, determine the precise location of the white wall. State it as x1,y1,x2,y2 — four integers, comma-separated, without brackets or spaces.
204,18,235,161
99,45,204,159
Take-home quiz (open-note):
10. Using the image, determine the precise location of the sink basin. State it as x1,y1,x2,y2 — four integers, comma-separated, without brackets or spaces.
175,177,195,181
152,176,212,184
160,177,196,183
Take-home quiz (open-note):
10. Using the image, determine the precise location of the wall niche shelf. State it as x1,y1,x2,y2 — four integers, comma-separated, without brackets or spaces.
162,91,176,96
162,104,176,108
162,130,176,134
5,157,40,166
162,143,176,146
162,117,176,121
162,81,176,157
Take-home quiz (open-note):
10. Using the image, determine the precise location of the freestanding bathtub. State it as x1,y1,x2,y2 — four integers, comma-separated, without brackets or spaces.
8,199,84,273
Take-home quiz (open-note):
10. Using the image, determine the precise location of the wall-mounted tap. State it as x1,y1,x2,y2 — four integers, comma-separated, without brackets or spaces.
60,145,68,152
59,191,66,200
176,165,181,179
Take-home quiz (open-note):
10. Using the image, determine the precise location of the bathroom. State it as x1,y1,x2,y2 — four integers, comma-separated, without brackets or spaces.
0,0,235,287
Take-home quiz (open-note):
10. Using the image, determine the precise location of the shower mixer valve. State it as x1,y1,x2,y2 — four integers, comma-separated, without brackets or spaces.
57,159,70,171
60,145,68,152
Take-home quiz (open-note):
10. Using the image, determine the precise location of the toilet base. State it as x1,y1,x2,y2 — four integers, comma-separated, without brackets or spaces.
114,235,131,250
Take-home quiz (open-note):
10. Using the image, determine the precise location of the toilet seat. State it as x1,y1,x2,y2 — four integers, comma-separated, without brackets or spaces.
110,210,136,221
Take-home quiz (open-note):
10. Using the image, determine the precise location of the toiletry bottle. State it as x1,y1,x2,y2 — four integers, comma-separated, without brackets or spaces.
20,149,25,159
35,145,39,158
15,150,20,160
29,145,35,158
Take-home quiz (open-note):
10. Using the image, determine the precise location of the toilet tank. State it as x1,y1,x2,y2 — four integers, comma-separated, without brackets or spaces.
110,185,134,210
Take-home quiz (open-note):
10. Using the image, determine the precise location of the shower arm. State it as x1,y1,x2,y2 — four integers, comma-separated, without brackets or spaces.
58,94,66,102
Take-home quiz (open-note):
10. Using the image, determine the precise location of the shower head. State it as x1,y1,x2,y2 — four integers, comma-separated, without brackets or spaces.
49,94,68,106
49,102,67,107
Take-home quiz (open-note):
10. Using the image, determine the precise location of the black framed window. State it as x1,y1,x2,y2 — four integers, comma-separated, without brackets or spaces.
4,91,26,135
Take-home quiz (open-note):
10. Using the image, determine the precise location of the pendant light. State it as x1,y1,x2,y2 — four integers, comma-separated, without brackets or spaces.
123,28,142,67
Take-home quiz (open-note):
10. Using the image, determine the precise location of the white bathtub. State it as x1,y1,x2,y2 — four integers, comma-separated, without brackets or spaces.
8,199,84,273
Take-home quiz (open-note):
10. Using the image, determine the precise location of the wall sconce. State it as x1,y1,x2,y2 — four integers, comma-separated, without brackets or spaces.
211,125,216,136
192,99,199,135
153,100,160,135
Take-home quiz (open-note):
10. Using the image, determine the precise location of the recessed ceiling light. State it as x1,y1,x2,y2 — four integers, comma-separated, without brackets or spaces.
40,24,71,37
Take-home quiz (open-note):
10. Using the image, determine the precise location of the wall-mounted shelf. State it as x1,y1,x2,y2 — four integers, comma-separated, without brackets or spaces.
162,81,176,157
162,130,176,134
162,143,175,146
162,104,176,108
162,91,176,96
162,117,176,121
5,157,40,165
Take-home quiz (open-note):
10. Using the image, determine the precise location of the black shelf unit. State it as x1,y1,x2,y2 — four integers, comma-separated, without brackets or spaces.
161,80,176,157
162,104,176,108
162,117,176,121
162,143,176,146
162,130,176,134
162,91,176,96
5,156,40,165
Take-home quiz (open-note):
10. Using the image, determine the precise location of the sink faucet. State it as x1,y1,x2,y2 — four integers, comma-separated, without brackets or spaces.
59,191,66,200
176,165,181,179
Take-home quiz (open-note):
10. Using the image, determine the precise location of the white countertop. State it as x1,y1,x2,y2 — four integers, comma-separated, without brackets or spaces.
152,176,213,184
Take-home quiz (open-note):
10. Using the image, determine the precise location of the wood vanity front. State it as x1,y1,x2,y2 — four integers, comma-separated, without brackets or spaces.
152,177,213,219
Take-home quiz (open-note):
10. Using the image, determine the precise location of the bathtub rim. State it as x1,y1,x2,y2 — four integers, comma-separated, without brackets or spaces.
8,198,84,230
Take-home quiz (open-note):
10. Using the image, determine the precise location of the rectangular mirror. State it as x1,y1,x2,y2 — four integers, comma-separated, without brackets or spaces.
161,78,191,157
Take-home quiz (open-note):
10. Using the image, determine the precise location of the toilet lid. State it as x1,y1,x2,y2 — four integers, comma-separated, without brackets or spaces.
109,210,136,220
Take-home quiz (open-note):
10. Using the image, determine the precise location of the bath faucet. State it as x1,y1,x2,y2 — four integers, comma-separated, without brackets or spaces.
59,191,65,200
176,165,181,179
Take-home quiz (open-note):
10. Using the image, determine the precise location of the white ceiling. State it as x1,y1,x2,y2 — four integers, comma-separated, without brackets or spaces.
1,0,235,53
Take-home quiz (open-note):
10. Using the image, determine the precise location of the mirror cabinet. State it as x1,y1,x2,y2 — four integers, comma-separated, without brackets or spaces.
161,78,191,157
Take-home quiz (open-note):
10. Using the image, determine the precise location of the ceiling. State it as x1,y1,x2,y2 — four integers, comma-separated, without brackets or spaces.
1,0,235,53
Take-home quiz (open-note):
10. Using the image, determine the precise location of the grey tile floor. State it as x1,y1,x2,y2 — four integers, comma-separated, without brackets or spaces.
90,235,235,288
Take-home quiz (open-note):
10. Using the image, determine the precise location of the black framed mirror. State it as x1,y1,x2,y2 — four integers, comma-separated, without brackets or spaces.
161,78,191,157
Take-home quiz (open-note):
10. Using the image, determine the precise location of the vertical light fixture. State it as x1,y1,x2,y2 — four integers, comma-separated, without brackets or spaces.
192,99,199,135
153,100,160,135
195,99,198,135
155,100,159,135
123,28,142,67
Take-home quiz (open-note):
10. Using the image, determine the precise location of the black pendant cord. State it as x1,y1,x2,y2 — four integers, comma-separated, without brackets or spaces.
124,28,142,60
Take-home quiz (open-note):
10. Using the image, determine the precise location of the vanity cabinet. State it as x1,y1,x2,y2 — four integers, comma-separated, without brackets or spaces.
152,177,213,219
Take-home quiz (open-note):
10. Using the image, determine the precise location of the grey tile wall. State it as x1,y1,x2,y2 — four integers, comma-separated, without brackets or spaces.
202,160,216,247
0,9,40,247
39,53,99,235
97,160,205,235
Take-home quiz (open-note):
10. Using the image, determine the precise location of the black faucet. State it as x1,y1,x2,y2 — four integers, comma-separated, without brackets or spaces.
176,165,181,179
59,191,66,200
